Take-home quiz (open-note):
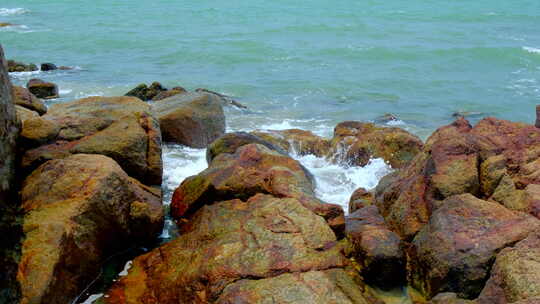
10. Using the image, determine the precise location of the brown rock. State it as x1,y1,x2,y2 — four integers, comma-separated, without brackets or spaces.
206,131,288,163
101,194,370,304
17,154,163,304
195,88,248,109
153,92,225,148
171,143,344,233
125,82,166,101
349,187,374,214
152,87,187,101
12,85,47,115
345,205,404,289
536,105,540,128
40,63,57,71
477,229,540,304
26,78,59,99
7,60,38,72
20,96,162,186
409,194,540,299
15,105,39,123
330,121,423,169
429,293,475,304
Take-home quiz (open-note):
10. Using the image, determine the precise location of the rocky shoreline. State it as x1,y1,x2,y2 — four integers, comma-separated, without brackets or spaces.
2,44,540,304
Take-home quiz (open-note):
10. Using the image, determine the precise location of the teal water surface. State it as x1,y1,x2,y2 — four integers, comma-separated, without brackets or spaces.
1,0,540,137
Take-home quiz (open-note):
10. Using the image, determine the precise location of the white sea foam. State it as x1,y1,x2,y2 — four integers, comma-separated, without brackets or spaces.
386,119,406,126
118,261,132,277
81,293,103,304
59,89,73,95
523,46,540,54
162,144,207,205
8,69,41,79
0,8,29,16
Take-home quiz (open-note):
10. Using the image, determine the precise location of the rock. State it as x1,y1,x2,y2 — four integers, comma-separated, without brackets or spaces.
7,60,38,72
40,63,57,71
206,131,288,163
0,22,14,27
375,117,540,240
349,187,374,214
152,86,187,101
153,92,225,148
195,88,248,109
16,105,39,123
330,121,423,168
429,293,475,304
26,78,59,99
535,105,540,128
0,44,22,304
125,82,166,101
477,229,540,304
171,143,344,234
58,66,72,70
252,129,331,157
12,85,47,115
101,194,371,304
17,154,163,304
409,194,540,299
345,205,404,289
20,96,162,186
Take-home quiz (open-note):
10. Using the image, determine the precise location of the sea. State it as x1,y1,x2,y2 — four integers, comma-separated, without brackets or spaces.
1,1,539,303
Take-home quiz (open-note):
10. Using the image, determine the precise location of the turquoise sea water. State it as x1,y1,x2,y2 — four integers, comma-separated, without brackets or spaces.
2,0,540,139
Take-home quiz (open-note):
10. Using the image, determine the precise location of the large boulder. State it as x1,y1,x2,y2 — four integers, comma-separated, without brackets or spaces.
206,131,288,163
12,85,47,115
477,229,540,304
345,205,404,289
100,194,372,304
26,79,58,99
251,129,331,157
375,117,540,240
409,194,540,299
171,143,344,233
349,187,374,214
17,154,163,304
16,105,39,123
20,96,162,186
0,44,22,304
153,92,225,148
329,121,423,168
152,86,187,101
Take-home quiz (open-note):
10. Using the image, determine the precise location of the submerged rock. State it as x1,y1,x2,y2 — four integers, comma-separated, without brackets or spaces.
101,194,371,304
12,85,47,115
345,205,405,290
40,63,57,71
171,143,344,233
153,92,225,148
7,60,38,72
26,78,59,99
330,121,423,169
409,194,540,299
20,96,163,186
17,154,163,304
477,229,540,304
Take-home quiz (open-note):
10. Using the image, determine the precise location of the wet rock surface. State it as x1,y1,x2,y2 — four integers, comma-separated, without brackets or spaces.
17,154,163,304
12,85,47,115
26,78,59,99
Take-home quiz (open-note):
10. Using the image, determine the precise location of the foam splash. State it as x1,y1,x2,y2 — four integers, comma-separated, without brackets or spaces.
0,8,29,16
294,153,392,212
523,46,540,54
162,144,207,205
118,261,132,277
80,293,103,304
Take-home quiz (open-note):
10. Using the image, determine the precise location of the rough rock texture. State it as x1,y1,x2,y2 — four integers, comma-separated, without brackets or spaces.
26,79,58,99
330,121,423,168
477,229,540,304
125,82,166,101
40,63,57,71
349,188,374,214
536,105,540,128
101,194,371,304
7,60,38,72
345,206,404,289
20,96,162,186
206,131,287,163
12,85,47,115
153,92,225,148
0,43,22,304
429,293,475,304
17,154,163,304
375,117,540,240
16,105,39,123
171,143,344,234
409,194,540,300
251,129,331,157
